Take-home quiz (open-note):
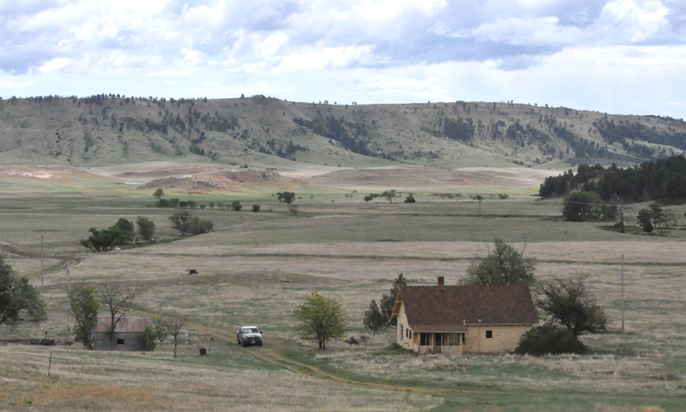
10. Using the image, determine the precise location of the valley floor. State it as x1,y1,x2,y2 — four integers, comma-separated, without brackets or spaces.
1,171,685,411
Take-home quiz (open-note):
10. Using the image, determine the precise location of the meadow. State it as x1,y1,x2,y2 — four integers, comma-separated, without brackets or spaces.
1,173,686,411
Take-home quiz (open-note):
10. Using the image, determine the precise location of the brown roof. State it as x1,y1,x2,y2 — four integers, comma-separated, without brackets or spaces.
395,285,538,332
92,318,150,333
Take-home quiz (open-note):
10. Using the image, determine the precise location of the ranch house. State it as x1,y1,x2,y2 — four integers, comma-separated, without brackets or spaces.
92,317,150,351
391,277,538,356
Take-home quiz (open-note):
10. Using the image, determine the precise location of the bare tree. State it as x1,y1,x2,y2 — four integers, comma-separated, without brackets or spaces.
165,317,186,359
664,210,682,228
99,282,135,350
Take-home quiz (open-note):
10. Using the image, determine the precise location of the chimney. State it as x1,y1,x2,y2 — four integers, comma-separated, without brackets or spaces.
437,276,445,291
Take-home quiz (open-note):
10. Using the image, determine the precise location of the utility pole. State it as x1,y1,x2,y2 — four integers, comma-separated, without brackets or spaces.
41,234,44,287
66,266,71,331
621,254,625,333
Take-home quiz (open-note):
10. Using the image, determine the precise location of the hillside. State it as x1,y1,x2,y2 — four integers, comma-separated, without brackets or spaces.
1,94,684,170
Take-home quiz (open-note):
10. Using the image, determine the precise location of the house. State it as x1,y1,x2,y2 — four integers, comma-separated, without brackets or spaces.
92,317,150,351
391,277,538,356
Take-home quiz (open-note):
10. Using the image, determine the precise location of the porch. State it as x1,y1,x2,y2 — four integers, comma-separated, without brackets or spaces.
416,332,465,357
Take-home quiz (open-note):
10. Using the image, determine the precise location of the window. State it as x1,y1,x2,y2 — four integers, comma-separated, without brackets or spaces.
116,338,125,345
420,333,431,346
485,330,493,339
399,324,403,340
409,330,412,339
435,333,442,346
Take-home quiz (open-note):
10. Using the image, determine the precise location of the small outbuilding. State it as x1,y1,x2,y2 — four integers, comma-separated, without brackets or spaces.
391,277,538,356
92,317,150,351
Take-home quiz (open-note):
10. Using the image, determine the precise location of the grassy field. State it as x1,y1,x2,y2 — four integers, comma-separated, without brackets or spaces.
1,174,686,411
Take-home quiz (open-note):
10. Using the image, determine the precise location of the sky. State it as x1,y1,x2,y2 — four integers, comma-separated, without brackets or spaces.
1,0,685,117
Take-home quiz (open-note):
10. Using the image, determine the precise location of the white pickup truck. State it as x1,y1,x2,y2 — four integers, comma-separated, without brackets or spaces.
236,326,263,347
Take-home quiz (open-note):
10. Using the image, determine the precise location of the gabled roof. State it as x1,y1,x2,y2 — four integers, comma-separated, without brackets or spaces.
92,317,150,333
393,285,538,332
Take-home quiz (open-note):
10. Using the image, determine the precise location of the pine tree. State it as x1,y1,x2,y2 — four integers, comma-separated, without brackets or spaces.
363,299,384,335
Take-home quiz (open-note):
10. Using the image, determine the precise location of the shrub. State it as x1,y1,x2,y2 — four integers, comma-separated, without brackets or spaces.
231,201,243,211
252,204,260,213
138,325,158,351
498,193,509,199
404,194,416,203
188,216,214,234
515,325,587,356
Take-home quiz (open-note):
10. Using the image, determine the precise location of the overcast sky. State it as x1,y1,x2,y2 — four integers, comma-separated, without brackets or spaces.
1,0,685,117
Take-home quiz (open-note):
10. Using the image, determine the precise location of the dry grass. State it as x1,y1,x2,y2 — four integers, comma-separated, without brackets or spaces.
2,177,686,411
0,346,439,411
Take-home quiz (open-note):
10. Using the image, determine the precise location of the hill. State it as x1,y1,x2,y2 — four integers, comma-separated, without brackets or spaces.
1,94,684,171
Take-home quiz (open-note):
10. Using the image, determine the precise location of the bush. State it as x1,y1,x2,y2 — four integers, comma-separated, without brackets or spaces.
138,325,158,351
231,201,243,211
188,216,214,235
498,193,509,199
515,325,587,356
252,204,260,213
404,194,416,203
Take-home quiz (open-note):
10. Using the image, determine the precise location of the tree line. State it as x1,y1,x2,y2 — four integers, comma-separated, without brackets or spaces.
540,155,686,204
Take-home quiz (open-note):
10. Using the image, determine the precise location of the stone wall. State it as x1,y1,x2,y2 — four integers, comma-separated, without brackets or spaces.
94,332,143,351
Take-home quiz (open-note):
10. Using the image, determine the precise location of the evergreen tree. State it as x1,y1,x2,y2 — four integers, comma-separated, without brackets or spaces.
380,273,407,326
362,299,384,335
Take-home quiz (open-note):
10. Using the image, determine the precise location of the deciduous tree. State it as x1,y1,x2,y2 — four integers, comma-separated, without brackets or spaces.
99,282,135,350
164,317,185,359
136,217,156,241
80,227,127,253
463,239,536,286
381,190,396,203
294,292,346,350
69,281,99,349
0,257,47,327
169,211,191,234
153,188,164,200
277,191,296,205
535,274,607,337
112,218,135,242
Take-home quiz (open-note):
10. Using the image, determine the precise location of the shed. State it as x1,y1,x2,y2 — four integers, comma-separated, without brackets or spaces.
92,317,150,351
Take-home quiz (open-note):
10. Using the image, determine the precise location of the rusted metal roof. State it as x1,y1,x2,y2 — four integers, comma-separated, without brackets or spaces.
395,285,538,332
92,317,150,333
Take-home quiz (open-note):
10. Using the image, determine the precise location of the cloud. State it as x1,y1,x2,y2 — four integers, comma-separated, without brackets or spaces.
595,0,671,42
38,57,71,73
273,45,373,73
465,16,583,46
0,1,684,118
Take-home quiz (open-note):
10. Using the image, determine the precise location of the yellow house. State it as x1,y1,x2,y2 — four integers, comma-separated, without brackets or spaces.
391,277,538,356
